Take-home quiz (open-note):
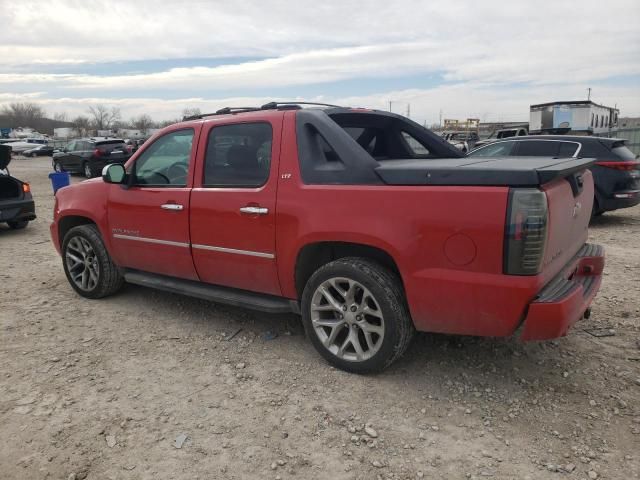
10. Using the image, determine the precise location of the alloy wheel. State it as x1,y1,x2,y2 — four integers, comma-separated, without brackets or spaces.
310,277,385,362
65,236,100,291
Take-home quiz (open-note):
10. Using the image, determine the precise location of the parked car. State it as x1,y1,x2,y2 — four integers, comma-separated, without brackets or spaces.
52,138,130,179
0,145,36,229
472,127,529,149
467,135,640,216
441,131,479,153
22,144,54,157
7,138,50,154
50,103,603,373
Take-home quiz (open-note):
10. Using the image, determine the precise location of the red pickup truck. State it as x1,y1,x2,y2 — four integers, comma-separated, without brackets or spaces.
50,103,604,373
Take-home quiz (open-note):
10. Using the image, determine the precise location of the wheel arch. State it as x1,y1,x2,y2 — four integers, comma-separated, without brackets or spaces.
58,215,96,246
294,241,403,299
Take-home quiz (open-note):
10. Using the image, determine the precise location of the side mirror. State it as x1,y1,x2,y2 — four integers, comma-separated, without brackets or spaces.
102,163,126,184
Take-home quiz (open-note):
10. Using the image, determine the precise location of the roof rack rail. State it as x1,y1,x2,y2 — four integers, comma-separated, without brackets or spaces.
182,107,261,121
260,101,343,110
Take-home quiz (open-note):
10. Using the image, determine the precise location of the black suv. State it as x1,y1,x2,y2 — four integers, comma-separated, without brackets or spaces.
468,135,640,216
52,138,130,178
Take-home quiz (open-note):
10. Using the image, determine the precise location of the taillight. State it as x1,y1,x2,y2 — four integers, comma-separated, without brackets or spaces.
594,161,640,171
22,183,30,193
93,148,102,157
504,189,548,275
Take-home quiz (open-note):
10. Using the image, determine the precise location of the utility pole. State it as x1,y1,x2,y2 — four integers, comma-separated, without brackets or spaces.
439,109,443,128
406,103,410,119
388,101,393,112
587,87,591,101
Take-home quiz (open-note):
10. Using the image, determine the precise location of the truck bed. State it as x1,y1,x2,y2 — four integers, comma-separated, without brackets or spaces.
375,156,594,187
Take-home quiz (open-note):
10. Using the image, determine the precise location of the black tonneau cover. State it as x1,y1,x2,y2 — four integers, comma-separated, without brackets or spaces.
375,156,595,187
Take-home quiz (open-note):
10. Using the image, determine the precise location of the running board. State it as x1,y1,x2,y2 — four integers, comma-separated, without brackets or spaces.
123,270,298,314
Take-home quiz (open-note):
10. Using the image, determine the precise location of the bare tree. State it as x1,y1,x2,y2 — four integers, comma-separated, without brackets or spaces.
131,114,154,135
1,102,46,127
87,105,121,130
181,107,201,119
72,116,91,136
53,112,68,123
158,118,181,128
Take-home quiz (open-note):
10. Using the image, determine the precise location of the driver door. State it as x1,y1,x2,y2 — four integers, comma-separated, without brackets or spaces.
106,126,201,280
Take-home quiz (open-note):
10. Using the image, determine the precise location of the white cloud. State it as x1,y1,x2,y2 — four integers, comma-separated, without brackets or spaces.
0,0,638,121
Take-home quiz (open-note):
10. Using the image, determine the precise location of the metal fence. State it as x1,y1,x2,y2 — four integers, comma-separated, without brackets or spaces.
614,127,640,156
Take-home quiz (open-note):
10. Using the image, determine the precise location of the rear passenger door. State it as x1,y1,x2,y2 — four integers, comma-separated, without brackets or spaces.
190,116,283,295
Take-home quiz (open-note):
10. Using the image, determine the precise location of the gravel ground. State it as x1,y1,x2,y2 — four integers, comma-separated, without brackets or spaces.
1,156,639,480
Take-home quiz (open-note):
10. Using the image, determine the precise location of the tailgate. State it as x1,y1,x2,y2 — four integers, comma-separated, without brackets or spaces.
540,169,593,281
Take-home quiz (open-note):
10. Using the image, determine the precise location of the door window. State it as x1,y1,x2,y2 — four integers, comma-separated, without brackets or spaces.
132,129,194,186
515,141,561,156
469,141,516,156
203,123,272,187
66,141,77,152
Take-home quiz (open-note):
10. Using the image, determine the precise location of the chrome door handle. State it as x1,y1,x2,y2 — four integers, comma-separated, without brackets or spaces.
239,206,269,215
161,203,184,211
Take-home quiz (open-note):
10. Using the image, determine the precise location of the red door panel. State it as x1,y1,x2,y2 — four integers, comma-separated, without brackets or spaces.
189,114,283,295
107,186,197,279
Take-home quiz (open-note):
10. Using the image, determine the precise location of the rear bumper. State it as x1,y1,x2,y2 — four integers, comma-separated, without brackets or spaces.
600,189,640,211
0,199,36,223
519,243,604,341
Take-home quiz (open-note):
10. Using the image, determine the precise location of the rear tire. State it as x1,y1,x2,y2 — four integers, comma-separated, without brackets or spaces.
301,257,414,374
62,224,124,299
591,196,603,219
7,220,28,229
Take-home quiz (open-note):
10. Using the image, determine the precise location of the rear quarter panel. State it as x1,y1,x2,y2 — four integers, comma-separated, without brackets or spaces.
276,112,530,335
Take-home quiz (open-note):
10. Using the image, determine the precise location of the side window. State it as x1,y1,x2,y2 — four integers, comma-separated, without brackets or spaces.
133,129,194,186
470,141,516,157
401,131,430,156
516,141,560,156
558,142,579,157
66,141,77,151
203,123,272,187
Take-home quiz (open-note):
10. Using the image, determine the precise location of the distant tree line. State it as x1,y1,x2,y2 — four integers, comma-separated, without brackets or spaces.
0,102,198,136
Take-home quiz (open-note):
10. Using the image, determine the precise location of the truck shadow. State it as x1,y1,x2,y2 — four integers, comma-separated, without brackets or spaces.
589,213,639,229
120,283,583,395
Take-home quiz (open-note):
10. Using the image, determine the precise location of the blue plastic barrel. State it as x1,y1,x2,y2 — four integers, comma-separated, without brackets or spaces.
48,171,70,194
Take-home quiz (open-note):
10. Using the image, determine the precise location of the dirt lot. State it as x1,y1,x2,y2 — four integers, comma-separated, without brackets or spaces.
1,155,638,480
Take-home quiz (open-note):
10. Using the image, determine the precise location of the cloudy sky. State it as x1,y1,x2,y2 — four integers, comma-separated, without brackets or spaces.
1,0,639,124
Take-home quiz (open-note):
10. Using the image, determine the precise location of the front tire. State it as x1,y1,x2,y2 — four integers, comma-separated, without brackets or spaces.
53,161,64,172
62,225,124,299
301,257,414,373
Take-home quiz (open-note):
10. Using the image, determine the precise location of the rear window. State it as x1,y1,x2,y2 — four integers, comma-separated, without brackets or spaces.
611,143,636,160
96,140,125,146
401,131,430,156
497,130,517,139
